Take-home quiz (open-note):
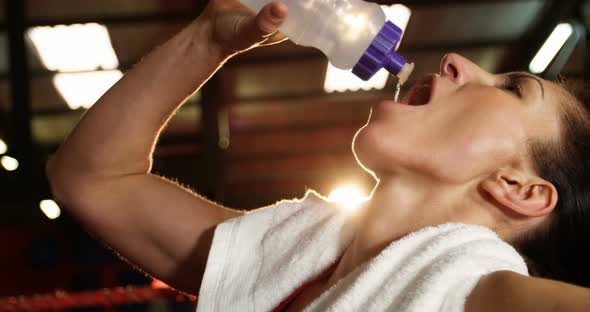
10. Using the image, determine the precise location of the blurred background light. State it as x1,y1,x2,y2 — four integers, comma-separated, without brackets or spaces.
53,70,123,109
0,139,7,154
28,23,121,110
327,184,369,210
1,155,19,171
39,200,61,220
529,23,574,74
27,23,119,72
323,4,412,93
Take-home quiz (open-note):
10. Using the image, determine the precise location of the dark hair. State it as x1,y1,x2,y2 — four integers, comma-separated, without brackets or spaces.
517,79,590,287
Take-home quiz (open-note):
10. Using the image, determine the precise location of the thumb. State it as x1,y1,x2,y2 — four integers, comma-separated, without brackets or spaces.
240,1,288,45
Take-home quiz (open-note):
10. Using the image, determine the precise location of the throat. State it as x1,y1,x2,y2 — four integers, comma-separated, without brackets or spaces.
337,177,463,282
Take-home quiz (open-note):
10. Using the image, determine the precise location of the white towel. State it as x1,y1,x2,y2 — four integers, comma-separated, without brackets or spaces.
304,223,529,312
197,191,529,312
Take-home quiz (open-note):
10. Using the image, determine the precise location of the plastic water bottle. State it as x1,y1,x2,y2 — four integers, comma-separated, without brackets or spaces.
240,0,414,84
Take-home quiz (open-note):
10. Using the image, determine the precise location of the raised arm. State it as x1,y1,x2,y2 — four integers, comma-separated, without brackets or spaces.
466,271,590,312
46,0,287,294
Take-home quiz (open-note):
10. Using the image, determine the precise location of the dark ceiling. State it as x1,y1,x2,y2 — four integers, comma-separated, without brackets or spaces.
0,0,588,221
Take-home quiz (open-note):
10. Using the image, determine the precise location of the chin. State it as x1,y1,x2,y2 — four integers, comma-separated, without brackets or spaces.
354,120,432,182
352,124,383,179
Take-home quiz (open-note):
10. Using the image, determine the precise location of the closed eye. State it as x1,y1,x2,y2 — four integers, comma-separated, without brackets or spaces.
497,75,523,98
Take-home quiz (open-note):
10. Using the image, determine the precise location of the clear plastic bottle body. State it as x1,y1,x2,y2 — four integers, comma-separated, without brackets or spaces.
240,0,386,69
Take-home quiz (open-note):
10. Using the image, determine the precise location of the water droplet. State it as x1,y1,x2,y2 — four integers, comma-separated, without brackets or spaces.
394,80,402,102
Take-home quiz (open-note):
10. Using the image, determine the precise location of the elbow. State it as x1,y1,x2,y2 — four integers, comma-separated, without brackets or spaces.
45,153,88,207
45,153,62,182
46,151,150,207
46,154,70,205
46,144,153,205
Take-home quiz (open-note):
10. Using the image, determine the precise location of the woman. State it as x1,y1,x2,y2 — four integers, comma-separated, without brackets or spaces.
46,0,590,311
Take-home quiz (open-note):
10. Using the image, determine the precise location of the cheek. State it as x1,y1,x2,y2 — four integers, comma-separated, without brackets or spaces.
428,104,524,181
352,93,526,183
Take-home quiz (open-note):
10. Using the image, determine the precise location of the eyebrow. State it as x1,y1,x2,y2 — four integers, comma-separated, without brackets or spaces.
510,72,545,99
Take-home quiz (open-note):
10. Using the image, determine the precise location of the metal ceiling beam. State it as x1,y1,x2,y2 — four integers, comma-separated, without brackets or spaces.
0,12,193,29
0,0,539,28
227,38,516,67
4,0,37,216
581,2,590,78
379,0,544,7
6,1,33,176
11,37,515,83
197,69,234,203
0,0,208,28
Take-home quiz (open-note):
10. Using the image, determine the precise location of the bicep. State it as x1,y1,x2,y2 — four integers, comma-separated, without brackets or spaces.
66,174,243,294
465,271,590,312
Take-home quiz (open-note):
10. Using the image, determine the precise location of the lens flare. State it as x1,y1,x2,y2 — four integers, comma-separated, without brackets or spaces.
328,184,369,211
1,155,18,171
0,139,7,154
40,199,61,220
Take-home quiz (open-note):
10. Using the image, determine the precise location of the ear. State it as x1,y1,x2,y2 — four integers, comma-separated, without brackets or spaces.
480,169,558,217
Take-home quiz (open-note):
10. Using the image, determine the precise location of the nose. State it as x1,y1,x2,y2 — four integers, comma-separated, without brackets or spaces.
439,53,494,86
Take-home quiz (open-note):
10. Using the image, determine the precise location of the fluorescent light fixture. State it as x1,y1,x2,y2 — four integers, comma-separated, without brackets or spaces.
0,139,6,154
27,23,119,72
1,155,18,171
529,23,574,74
328,184,369,210
324,4,412,93
53,70,123,109
39,199,61,220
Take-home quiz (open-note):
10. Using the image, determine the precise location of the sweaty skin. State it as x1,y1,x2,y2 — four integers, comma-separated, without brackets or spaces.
46,0,590,310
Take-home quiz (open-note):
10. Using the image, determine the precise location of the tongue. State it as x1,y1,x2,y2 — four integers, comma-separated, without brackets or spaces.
409,86,430,106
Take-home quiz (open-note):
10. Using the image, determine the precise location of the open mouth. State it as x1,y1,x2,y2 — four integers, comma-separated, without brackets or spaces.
402,75,435,106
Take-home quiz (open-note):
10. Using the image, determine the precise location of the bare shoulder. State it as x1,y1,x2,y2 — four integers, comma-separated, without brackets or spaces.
465,270,590,312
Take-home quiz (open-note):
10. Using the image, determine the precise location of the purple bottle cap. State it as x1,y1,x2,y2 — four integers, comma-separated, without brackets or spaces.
352,21,409,81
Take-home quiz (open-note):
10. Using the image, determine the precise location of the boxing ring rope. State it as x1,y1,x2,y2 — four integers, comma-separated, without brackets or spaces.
0,281,196,311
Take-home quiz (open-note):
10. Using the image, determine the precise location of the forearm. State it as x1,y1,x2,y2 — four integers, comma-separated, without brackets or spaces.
42,2,285,292
48,17,225,183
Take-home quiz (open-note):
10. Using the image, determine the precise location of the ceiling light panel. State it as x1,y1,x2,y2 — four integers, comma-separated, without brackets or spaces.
28,23,119,72
53,70,123,109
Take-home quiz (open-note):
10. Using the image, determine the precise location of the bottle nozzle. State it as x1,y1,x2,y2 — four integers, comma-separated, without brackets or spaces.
352,21,413,83
396,62,414,85
383,50,412,84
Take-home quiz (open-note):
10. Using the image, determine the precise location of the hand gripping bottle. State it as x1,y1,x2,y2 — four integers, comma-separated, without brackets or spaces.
240,0,414,83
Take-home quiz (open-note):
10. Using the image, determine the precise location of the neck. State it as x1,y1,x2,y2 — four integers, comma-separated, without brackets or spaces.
326,174,471,286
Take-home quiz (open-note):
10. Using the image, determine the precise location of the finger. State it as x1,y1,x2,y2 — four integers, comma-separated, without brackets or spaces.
257,1,288,36
239,1,288,44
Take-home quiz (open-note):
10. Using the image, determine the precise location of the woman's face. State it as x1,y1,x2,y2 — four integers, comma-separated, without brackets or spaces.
353,53,563,184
